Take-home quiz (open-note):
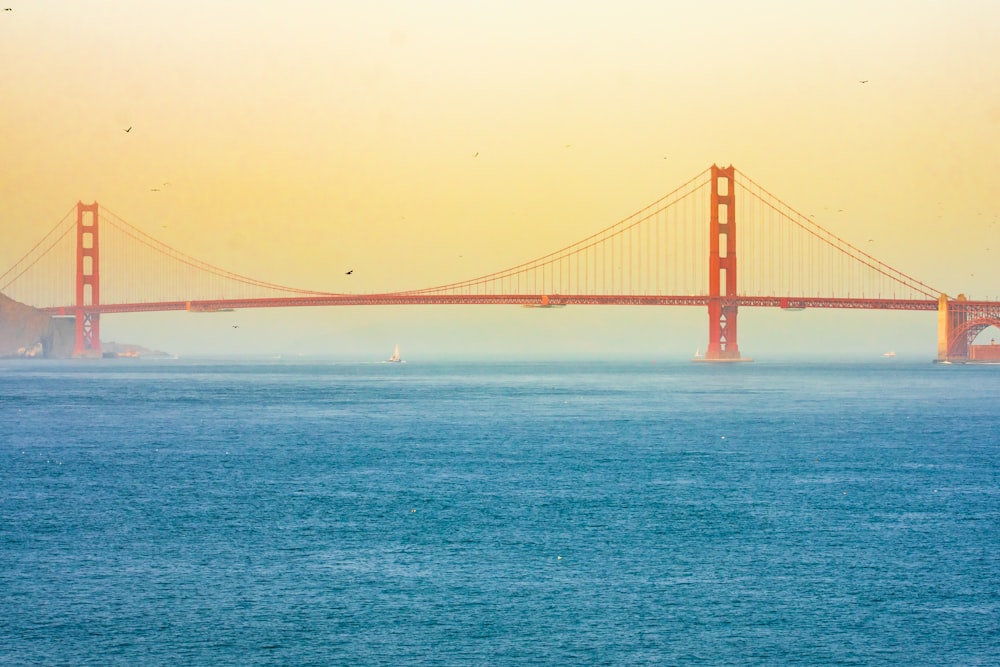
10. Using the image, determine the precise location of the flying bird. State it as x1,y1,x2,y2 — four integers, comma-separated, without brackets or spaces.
232,325,239,329
345,269,353,275
124,126,132,132
859,80,868,83
473,152,479,158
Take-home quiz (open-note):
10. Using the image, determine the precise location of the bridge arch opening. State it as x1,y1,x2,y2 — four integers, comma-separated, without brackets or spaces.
982,325,1000,342
968,322,1000,361
949,319,1000,361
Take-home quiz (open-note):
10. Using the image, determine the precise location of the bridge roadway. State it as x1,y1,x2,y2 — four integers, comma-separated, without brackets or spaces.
40,295,945,315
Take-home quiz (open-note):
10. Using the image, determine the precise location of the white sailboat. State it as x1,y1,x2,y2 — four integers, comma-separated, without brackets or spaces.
387,343,402,363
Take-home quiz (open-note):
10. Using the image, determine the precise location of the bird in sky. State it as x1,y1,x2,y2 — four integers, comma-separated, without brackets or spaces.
859,80,868,83
473,152,479,158
4,7,12,11
232,325,239,329
124,126,132,132
345,269,353,275
150,188,160,192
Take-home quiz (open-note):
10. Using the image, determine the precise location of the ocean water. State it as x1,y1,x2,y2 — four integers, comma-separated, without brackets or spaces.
1,359,998,666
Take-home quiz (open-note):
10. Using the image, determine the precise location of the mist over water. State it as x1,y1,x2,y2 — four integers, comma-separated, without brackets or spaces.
2,359,999,665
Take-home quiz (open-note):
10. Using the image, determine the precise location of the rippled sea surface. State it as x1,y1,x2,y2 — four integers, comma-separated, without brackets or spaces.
2,359,999,665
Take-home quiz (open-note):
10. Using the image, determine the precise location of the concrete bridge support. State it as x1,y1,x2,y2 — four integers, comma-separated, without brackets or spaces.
937,293,970,362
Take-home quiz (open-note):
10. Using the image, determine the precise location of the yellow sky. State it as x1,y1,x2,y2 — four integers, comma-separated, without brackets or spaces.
2,1,999,358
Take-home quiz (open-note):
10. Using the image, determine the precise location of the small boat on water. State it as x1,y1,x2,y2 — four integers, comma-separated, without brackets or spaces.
387,344,403,363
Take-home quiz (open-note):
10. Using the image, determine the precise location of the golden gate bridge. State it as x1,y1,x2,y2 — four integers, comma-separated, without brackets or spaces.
2,165,998,362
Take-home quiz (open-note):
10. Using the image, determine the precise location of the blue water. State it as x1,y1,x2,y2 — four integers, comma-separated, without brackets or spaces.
2,359,999,665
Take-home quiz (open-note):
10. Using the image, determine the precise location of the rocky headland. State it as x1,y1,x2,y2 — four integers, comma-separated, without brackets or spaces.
0,292,168,358
0,292,75,358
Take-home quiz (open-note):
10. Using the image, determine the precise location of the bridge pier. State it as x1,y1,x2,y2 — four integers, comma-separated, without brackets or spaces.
937,293,970,363
700,164,750,362
938,294,955,362
74,201,101,357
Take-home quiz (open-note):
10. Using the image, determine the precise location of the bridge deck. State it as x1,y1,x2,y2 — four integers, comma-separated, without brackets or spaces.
40,295,943,315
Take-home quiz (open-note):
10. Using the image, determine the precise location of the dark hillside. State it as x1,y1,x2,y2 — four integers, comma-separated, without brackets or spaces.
0,293,74,358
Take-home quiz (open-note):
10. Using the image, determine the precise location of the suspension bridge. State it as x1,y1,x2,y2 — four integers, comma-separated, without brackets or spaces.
2,165,998,362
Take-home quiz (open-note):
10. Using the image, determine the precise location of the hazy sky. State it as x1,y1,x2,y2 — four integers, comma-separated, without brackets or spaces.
2,1,998,358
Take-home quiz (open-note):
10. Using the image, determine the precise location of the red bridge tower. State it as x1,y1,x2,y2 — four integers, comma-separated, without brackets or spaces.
703,164,749,361
74,201,101,357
